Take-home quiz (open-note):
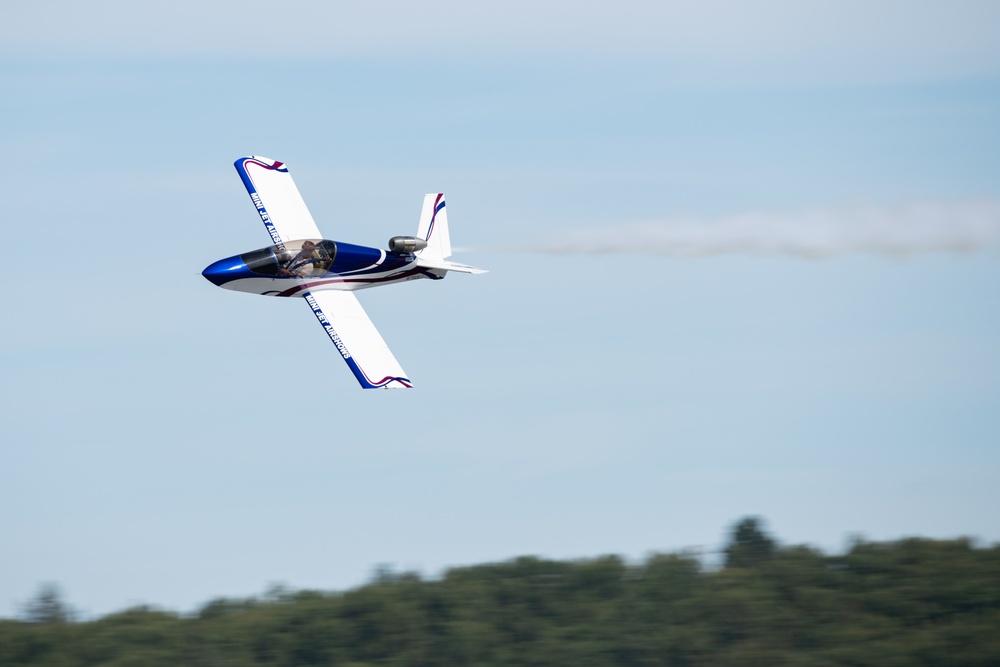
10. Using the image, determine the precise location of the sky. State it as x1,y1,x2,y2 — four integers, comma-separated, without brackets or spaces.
2,1,999,619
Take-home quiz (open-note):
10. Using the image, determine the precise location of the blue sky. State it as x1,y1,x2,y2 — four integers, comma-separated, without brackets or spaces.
2,1,999,618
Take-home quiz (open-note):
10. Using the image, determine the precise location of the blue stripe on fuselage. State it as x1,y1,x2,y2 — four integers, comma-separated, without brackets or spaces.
330,242,412,276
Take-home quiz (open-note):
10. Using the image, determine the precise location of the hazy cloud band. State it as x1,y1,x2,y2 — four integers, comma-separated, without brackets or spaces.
508,200,1000,259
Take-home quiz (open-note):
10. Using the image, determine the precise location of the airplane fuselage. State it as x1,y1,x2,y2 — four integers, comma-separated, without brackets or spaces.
202,238,443,297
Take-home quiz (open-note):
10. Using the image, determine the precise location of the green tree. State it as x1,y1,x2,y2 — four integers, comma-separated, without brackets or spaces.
5,524,1000,666
725,516,776,569
22,583,73,624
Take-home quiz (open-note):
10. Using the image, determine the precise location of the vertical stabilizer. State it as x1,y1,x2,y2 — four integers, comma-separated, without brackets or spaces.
416,193,452,261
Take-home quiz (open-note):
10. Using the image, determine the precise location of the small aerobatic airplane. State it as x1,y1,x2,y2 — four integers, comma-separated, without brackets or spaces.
202,156,485,389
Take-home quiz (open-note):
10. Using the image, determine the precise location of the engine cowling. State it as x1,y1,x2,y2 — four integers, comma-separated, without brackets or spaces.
388,236,428,253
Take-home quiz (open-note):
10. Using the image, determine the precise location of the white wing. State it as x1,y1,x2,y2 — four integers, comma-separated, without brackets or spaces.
304,291,412,389
234,156,322,244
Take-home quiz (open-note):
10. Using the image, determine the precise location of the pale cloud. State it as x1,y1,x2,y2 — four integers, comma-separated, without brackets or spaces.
515,199,1000,258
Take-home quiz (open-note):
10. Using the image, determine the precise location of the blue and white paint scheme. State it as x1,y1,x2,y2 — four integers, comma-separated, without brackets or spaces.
203,156,485,389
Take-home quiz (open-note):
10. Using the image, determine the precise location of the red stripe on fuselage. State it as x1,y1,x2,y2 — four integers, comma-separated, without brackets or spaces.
276,268,428,297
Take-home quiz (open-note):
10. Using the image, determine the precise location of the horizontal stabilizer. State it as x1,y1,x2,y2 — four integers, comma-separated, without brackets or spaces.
416,257,488,274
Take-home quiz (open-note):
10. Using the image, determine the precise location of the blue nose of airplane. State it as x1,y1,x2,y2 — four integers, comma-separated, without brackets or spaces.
202,255,250,287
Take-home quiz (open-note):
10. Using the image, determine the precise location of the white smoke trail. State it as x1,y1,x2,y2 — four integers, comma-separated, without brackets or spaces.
504,199,1000,258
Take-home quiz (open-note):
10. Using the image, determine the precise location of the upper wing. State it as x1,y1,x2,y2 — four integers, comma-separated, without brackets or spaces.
304,290,412,389
234,156,323,244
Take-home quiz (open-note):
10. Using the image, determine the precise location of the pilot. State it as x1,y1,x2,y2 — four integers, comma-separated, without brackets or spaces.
280,241,319,277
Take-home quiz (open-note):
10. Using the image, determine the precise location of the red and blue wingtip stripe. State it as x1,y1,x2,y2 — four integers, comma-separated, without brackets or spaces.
346,356,413,389
236,156,288,172
424,193,445,242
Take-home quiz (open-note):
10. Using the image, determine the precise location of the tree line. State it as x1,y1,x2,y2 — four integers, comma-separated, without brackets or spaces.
3,517,999,666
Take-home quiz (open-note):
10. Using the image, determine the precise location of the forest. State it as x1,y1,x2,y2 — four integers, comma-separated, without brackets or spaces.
3,518,999,666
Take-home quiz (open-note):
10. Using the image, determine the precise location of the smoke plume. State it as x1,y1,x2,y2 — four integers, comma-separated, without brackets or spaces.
509,199,1000,258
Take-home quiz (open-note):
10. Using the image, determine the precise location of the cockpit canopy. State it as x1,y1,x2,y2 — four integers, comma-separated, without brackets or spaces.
240,239,337,277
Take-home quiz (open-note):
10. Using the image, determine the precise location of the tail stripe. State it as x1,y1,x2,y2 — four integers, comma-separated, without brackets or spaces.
425,194,445,242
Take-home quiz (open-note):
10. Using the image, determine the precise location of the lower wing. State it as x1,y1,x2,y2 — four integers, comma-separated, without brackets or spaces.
303,291,412,389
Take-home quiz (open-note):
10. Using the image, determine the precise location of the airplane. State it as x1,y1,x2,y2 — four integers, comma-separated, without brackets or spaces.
202,156,485,389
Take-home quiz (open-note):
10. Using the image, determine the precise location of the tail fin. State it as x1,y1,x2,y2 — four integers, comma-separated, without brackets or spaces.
416,193,451,261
